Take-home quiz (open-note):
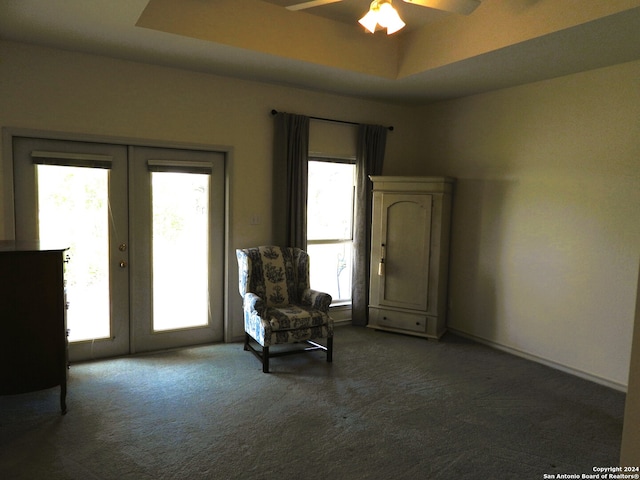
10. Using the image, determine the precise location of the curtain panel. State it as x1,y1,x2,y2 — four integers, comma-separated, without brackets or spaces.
272,112,310,249
352,124,387,326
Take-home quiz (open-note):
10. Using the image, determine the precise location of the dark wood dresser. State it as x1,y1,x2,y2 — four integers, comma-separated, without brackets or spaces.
0,241,69,414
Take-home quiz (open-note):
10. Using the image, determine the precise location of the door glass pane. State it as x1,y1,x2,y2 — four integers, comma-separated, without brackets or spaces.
37,165,110,342
152,172,209,331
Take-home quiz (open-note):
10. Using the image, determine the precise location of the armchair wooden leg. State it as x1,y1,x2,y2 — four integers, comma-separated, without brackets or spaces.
244,333,250,351
327,336,333,363
263,346,270,373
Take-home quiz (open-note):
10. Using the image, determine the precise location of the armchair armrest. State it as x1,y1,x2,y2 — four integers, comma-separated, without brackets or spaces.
243,292,266,316
302,289,332,312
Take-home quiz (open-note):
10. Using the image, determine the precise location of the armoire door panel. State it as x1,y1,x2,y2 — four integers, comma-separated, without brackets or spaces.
379,194,432,310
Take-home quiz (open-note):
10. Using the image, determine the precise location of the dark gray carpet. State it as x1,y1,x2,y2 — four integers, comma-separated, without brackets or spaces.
0,326,625,479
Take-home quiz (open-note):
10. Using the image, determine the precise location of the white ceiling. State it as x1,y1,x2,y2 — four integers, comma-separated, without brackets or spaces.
1,0,639,105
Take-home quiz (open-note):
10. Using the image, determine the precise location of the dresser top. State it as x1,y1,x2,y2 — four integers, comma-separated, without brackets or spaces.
0,240,69,253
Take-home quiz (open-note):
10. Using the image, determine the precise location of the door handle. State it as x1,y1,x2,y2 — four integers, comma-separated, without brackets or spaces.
378,243,385,276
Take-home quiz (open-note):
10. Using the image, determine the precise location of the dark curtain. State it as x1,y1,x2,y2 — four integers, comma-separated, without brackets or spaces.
272,112,310,249
352,124,387,326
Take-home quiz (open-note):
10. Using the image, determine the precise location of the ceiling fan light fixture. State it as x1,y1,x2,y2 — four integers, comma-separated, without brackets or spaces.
378,2,406,34
358,0,406,35
358,8,379,33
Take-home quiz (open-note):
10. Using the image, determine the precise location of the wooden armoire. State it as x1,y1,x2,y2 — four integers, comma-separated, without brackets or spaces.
367,177,455,340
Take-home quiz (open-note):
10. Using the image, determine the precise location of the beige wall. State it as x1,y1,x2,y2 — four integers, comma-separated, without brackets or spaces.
396,60,640,389
0,41,419,341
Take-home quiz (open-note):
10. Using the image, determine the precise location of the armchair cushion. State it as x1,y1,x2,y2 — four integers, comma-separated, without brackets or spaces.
268,304,329,330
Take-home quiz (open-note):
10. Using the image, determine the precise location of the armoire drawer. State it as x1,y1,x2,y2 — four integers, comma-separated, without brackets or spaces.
369,308,427,333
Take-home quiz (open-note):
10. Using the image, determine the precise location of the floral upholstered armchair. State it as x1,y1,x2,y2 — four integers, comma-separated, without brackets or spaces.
236,246,334,373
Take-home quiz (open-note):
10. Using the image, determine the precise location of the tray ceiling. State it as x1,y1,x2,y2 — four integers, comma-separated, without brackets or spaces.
1,0,639,104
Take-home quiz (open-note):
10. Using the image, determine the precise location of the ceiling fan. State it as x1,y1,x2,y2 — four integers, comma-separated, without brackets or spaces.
285,0,480,34
286,0,481,16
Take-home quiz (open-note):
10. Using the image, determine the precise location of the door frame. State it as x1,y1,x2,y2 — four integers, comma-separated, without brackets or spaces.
128,145,225,353
2,127,236,345
12,137,131,360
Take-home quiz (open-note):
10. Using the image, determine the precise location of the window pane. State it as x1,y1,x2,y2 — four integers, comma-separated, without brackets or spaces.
307,161,355,240
307,243,352,302
152,172,209,331
37,164,110,342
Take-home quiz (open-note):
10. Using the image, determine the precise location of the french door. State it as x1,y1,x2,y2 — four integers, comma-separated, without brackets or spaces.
13,137,225,362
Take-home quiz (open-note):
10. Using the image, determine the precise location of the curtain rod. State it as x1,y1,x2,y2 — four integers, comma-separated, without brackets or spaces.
270,109,393,131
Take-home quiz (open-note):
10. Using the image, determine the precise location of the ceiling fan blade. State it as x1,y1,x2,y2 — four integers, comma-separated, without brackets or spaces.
403,0,481,15
286,0,344,11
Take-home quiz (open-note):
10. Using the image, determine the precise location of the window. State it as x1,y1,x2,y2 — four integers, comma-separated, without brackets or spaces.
307,158,356,303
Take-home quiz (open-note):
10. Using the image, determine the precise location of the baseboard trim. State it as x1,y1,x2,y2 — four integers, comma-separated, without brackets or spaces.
447,327,627,393
330,304,352,326
334,319,352,326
